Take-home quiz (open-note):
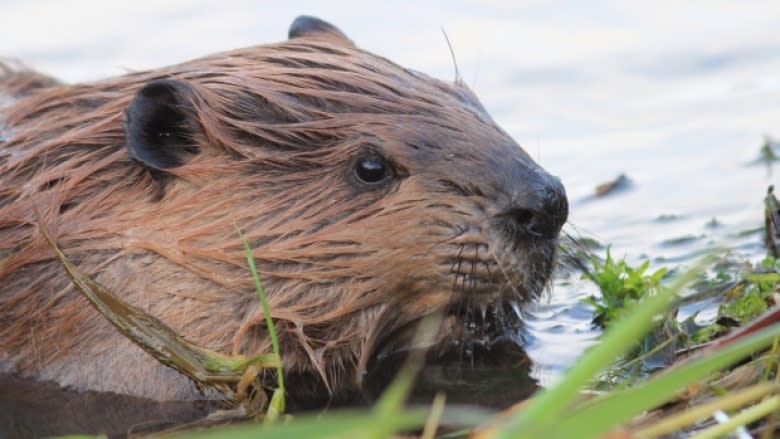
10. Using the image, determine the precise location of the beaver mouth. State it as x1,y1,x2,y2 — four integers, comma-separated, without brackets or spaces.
372,298,528,365
442,297,528,349
372,232,556,363
441,252,534,352
439,224,559,337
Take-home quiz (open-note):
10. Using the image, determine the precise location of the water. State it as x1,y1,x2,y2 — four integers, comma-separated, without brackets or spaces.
1,0,779,434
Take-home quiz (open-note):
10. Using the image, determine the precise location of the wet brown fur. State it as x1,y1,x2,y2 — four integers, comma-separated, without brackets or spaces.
0,24,561,402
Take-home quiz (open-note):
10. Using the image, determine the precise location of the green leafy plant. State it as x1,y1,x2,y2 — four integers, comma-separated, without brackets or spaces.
583,249,668,329
717,256,780,326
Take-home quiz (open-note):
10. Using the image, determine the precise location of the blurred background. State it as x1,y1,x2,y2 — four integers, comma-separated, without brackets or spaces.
2,0,779,383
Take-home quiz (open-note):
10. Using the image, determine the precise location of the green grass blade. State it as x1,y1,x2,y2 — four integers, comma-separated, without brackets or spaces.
373,362,415,419
236,226,285,414
169,409,427,439
551,323,780,438
267,387,285,423
373,314,440,419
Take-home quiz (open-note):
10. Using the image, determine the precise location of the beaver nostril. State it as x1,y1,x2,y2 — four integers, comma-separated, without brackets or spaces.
507,206,550,239
508,207,537,232
506,177,569,240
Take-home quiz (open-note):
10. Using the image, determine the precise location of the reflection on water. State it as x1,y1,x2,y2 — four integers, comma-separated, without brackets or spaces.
1,0,779,434
0,340,537,438
0,374,215,438
364,340,539,409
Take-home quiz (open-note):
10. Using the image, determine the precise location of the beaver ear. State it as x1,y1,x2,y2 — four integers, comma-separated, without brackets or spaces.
124,79,201,171
288,15,355,47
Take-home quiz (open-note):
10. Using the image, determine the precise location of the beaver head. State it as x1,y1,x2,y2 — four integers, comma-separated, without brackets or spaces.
0,16,567,403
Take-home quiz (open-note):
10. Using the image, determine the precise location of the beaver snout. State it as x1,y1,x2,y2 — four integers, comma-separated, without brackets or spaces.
504,172,568,241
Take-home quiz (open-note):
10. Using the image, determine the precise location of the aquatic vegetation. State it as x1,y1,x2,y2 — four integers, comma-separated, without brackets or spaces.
582,249,668,329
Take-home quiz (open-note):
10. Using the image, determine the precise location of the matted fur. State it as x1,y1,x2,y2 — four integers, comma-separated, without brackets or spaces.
0,24,565,403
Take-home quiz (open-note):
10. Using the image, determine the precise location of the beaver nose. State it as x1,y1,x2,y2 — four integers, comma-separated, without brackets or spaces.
506,174,568,240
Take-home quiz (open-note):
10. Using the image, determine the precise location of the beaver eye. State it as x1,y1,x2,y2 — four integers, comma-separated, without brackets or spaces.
354,155,392,185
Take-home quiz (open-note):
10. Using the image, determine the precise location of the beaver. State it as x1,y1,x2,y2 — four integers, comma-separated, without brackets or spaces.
0,16,568,405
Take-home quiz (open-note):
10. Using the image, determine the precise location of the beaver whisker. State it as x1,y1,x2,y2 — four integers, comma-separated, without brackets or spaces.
484,238,524,300
443,243,466,319
455,264,469,362
467,244,479,319
455,259,469,324
440,27,461,83
483,258,494,283
467,254,479,368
